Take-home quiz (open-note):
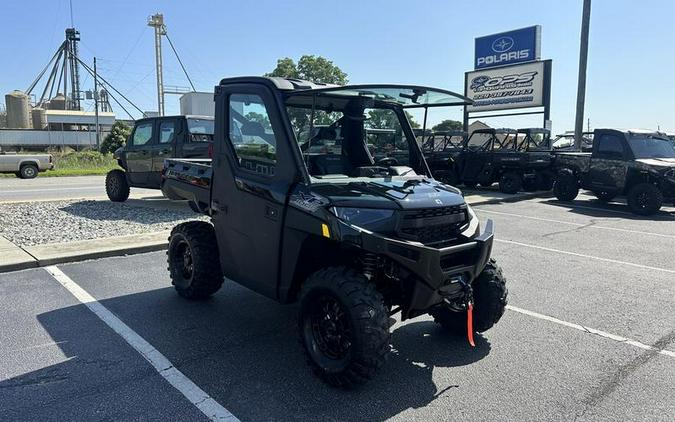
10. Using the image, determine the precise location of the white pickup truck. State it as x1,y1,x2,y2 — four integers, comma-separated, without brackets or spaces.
0,151,54,178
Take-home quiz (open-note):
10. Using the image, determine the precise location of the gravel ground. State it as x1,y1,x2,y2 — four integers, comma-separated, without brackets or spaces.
0,200,205,246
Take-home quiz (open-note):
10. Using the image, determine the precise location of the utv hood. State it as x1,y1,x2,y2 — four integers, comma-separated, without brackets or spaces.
312,178,466,209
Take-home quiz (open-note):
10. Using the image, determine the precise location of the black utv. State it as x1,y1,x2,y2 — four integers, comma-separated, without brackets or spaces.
161,77,508,388
450,128,553,193
554,129,675,215
105,115,213,202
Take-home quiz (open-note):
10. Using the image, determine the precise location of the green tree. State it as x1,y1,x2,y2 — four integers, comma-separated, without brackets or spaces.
101,121,131,154
266,55,348,139
244,111,271,129
432,119,463,132
405,111,421,129
265,55,348,85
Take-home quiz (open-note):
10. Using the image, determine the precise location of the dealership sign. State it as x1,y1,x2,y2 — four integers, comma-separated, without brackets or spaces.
465,61,549,112
475,26,541,69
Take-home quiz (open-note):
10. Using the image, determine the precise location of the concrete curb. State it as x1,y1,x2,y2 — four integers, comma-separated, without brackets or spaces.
0,231,170,273
0,191,552,273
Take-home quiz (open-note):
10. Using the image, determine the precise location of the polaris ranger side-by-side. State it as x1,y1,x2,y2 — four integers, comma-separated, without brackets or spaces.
105,115,213,202
161,77,508,388
449,128,554,193
553,128,675,215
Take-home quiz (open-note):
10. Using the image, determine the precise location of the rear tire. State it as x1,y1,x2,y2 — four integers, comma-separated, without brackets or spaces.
19,164,38,179
627,183,663,215
499,172,522,194
431,259,508,334
106,169,130,202
167,221,223,300
299,267,390,388
553,172,579,201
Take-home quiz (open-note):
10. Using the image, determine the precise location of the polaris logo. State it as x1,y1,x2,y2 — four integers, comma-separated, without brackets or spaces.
492,37,514,53
477,50,531,67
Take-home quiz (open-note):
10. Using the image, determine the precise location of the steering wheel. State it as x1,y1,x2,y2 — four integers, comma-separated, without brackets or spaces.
377,157,399,166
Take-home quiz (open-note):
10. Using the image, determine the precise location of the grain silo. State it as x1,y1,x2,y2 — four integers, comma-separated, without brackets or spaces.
5,90,31,128
31,107,47,130
49,93,66,110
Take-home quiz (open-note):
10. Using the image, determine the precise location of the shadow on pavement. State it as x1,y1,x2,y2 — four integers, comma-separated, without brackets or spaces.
4,282,491,421
542,198,675,220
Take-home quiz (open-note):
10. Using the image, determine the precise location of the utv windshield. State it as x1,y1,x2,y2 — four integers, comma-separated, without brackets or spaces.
284,85,470,180
517,130,551,151
187,118,215,142
628,136,675,159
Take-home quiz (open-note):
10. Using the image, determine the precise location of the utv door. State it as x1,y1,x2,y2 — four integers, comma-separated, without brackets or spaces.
588,133,629,192
149,117,179,188
125,120,156,187
210,84,298,299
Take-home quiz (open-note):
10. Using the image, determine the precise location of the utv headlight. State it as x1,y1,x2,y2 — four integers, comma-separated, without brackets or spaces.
332,207,396,231
460,204,480,238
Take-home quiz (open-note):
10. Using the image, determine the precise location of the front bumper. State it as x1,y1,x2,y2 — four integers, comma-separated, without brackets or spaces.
334,217,494,317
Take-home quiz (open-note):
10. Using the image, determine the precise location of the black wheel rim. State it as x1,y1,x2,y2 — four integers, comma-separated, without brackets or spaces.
308,295,352,360
172,238,194,286
636,192,650,209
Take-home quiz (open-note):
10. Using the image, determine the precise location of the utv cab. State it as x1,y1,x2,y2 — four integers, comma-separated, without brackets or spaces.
162,77,509,388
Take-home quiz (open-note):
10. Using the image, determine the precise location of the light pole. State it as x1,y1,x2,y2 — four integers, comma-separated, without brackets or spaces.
574,0,592,150
148,13,166,117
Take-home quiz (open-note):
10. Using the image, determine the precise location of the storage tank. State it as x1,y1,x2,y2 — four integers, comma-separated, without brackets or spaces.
31,107,47,130
5,90,31,128
49,93,66,110
179,92,214,116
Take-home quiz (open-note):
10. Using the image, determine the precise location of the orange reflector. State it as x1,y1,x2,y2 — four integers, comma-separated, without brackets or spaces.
467,302,475,347
321,224,330,238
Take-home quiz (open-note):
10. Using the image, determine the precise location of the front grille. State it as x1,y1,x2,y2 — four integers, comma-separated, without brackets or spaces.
397,205,468,247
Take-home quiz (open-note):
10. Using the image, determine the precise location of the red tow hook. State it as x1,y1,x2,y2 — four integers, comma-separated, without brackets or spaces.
467,302,475,347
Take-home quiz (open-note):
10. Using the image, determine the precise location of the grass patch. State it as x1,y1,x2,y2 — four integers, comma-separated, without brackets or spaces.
0,150,121,177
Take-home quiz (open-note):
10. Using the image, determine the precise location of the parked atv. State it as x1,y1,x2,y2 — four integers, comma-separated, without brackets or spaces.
449,128,553,193
162,77,508,388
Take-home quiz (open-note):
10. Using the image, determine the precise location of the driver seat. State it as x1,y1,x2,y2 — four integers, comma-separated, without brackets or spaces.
312,154,353,176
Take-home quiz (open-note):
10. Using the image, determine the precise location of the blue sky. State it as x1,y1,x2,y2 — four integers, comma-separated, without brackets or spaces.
2,0,674,133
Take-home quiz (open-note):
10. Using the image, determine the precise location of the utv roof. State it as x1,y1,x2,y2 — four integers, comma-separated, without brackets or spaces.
517,128,550,134
219,76,471,108
597,128,666,137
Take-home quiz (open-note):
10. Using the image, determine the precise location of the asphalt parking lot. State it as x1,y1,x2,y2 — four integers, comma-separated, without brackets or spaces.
1,192,674,422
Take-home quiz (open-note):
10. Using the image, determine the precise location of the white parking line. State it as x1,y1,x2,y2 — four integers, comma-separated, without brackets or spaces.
475,208,675,239
44,266,238,422
507,305,675,359
495,238,675,274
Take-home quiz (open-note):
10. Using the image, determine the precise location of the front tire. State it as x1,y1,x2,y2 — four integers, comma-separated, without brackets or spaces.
627,183,663,215
299,267,390,388
553,172,579,201
167,221,223,300
430,259,508,334
499,172,522,194
19,164,38,179
106,169,130,202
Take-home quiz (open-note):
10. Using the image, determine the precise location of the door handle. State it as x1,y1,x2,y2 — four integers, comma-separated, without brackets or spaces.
211,200,228,214
265,205,279,221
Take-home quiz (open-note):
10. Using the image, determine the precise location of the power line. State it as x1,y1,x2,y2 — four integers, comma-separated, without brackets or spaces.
165,32,196,91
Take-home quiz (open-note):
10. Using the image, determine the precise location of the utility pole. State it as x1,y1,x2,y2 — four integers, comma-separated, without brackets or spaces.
148,13,166,116
94,57,100,150
574,0,592,150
